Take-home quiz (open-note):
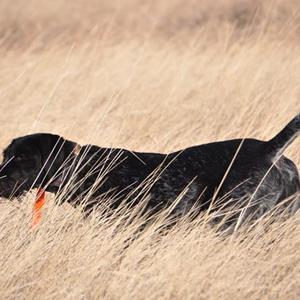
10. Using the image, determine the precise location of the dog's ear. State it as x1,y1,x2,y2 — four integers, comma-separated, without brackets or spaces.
34,134,80,189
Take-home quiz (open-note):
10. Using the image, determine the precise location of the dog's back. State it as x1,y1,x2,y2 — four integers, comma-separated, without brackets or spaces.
61,114,300,225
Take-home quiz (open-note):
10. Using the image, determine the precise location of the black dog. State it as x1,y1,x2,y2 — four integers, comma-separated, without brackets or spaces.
0,113,300,228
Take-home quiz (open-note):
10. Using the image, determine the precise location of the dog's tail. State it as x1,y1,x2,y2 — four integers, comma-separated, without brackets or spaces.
266,113,300,158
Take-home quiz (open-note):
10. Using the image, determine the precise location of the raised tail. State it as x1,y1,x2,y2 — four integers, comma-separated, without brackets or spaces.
266,113,300,158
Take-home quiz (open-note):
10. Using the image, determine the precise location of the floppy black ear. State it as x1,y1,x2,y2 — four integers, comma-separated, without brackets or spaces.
34,134,79,191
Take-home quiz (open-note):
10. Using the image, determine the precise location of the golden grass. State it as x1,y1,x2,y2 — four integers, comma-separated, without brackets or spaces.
0,0,300,299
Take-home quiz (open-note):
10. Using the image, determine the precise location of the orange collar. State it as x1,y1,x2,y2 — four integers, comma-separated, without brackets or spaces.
31,188,45,229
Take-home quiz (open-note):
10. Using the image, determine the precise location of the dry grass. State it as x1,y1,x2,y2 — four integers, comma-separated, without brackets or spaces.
0,0,300,299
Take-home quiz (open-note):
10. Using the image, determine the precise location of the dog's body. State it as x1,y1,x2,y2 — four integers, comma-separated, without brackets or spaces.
1,114,300,228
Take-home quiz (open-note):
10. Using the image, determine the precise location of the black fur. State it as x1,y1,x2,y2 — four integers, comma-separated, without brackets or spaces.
0,114,300,228
0,134,77,197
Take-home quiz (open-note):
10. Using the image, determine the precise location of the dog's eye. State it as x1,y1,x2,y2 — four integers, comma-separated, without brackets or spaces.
14,157,24,162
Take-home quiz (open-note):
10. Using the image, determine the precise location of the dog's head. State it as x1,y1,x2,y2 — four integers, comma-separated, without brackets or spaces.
0,133,79,198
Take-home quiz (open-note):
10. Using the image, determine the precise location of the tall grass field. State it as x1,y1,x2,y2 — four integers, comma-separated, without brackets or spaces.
0,0,300,299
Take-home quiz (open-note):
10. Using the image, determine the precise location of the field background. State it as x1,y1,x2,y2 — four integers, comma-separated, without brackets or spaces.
0,0,300,299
